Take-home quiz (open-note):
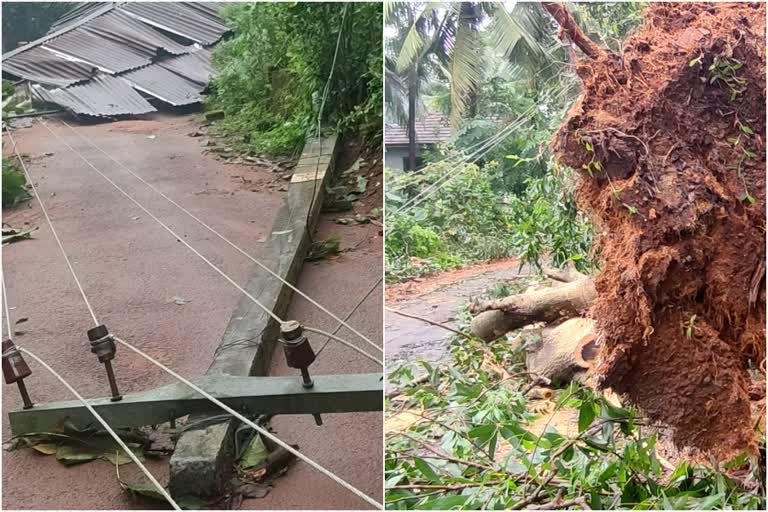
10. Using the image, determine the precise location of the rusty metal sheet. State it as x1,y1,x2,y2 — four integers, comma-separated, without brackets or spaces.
32,75,156,117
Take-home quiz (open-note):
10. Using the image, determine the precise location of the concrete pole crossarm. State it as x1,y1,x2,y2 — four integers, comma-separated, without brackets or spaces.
9,373,382,436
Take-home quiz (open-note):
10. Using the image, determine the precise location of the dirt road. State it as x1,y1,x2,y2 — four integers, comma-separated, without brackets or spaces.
2,114,382,509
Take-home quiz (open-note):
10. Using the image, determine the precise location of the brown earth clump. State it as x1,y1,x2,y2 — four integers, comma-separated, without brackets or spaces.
552,2,766,459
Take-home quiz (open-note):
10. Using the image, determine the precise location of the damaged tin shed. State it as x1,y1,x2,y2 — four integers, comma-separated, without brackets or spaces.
2,2,228,117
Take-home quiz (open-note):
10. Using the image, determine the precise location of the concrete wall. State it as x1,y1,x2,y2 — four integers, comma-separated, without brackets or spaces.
385,145,408,170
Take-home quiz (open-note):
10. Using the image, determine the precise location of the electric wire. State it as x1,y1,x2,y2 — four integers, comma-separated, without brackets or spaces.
315,277,382,358
56,119,381,355
2,271,13,341
38,120,382,364
4,125,382,507
390,64,572,217
112,334,382,509
4,128,99,326
305,2,350,245
59,120,381,350
18,347,182,511
0,278,177,510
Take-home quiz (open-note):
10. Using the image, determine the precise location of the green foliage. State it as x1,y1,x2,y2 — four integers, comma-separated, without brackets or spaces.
506,168,596,273
1,2,79,52
385,160,595,281
206,2,382,155
385,290,765,510
385,162,522,281
2,157,30,208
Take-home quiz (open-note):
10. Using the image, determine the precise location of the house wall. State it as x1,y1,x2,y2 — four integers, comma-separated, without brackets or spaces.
385,145,408,170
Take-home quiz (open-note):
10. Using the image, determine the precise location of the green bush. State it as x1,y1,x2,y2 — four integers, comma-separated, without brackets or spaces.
206,2,382,155
384,160,595,281
386,286,764,510
2,157,30,208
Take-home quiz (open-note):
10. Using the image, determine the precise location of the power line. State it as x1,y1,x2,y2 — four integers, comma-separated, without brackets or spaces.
3,126,382,507
39,120,381,365
1,278,176,509
388,82,575,220
4,128,99,326
315,277,383,358
18,347,181,510
54,119,382,356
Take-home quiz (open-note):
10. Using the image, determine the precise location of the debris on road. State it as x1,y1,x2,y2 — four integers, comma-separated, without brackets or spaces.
2,225,38,245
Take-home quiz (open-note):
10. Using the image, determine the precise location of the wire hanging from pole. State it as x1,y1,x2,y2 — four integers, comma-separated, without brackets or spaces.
4,128,100,326
55,119,381,355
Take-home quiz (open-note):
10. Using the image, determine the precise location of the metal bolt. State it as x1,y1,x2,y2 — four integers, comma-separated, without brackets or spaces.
279,321,323,426
87,325,122,402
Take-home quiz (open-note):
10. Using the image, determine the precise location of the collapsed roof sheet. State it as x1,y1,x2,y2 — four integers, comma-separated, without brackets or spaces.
121,2,229,45
45,28,155,74
158,49,213,86
79,10,193,56
121,63,204,106
2,46,95,87
32,75,156,117
3,3,228,116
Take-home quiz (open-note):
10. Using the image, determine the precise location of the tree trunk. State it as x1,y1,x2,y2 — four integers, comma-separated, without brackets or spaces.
470,277,597,341
525,318,595,384
407,66,418,171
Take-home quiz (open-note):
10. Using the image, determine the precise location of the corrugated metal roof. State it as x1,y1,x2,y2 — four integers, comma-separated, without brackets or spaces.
45,27,154,74
122,3,229,45
3,2,227,116
47,3,110,35
121,63,204,106
32,75,157,117
80,10,194,56
385,113,453,146
2,46,95,87
158,49,213,86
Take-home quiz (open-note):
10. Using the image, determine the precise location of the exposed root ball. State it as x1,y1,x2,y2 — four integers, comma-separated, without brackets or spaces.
552,2,766,459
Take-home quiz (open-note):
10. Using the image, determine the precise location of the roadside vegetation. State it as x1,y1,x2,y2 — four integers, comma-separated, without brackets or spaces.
383,3,643,282
386,281,765,510
2,79,31,208
205,2,382,156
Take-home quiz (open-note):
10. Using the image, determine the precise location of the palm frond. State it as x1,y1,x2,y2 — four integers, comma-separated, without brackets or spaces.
486,2,547,61
396,20,426,73
448,20,484,127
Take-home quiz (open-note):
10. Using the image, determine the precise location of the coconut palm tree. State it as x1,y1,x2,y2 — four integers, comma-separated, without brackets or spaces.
389,2,558,129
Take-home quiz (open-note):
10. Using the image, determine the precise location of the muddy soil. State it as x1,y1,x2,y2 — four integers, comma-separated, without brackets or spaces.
553,2,766,458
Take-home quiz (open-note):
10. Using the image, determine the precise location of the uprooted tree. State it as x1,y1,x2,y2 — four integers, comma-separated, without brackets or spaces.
471,2,766,461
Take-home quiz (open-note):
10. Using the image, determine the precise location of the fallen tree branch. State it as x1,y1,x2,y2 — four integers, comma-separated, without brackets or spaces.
386,306,472,340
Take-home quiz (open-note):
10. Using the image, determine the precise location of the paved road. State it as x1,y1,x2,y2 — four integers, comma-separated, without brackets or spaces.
2,114,381,509
385,261,528,386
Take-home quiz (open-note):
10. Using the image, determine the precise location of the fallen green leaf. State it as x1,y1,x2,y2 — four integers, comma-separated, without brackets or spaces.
240,435,269,469
55,444,99,465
